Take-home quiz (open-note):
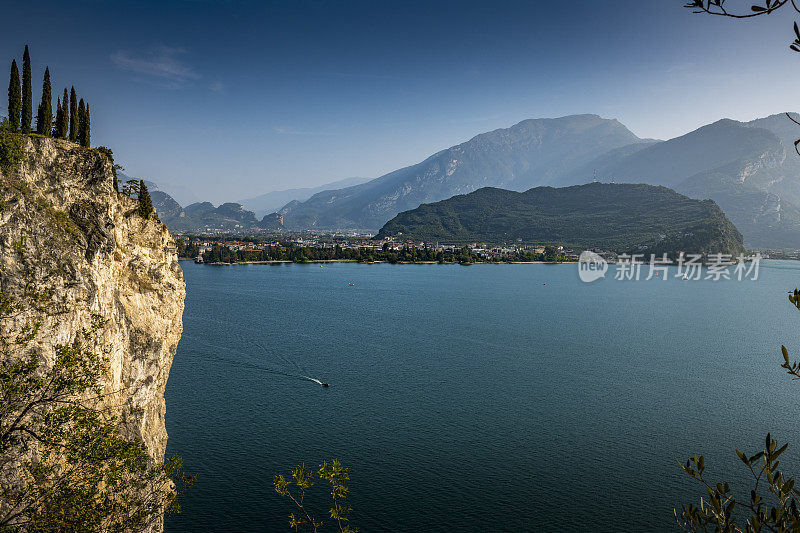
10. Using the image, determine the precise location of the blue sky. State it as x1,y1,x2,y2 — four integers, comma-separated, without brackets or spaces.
3,0,800,204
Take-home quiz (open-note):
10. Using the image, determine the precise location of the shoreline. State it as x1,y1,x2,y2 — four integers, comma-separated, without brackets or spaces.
179,258,572,266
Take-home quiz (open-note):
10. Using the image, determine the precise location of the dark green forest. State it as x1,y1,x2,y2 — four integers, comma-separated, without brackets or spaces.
376,182,745,256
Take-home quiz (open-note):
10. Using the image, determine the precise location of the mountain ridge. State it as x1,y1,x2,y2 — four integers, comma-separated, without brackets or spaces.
150,194,283,233
240,176,370,217
376,182,745,256
279,114,649,230
280,112,800,248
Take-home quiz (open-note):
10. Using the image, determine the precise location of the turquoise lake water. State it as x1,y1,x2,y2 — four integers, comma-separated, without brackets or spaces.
164,260,800,532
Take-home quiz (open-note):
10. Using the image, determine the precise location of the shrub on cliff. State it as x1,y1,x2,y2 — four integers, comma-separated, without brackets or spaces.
0,132,24,175
95,146,123,192
0,291,194,531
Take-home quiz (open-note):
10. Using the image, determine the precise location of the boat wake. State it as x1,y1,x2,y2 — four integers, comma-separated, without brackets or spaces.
255,342,327,386
184,333,327,386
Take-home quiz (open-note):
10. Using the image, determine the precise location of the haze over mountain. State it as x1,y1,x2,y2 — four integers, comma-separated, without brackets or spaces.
239,177,370,218
149,190,283,234
279,114,650,231
376,183,744,256
117,172,200,206
116,173,278,234
572,113,800,248
279,113,800,248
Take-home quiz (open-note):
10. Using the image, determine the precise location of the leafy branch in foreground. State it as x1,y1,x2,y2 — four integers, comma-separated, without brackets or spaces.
683,0,796,19
685,1,800,154
274,459,357,532
676,434,800,531
0,290,194,530
675,289,800,531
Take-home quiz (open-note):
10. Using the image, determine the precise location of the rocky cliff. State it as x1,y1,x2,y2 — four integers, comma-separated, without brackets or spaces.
0,136,185,531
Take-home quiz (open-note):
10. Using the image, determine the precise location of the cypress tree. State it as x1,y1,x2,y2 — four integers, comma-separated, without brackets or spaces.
80,104,90,147
7,60,20,132
56,89,67,138
20,45,31,133
36,67,52,136
77,98,86,146
62,97,68,138
59,88,68,138
138,180,153,218
54,97,62,137
68,86,77,141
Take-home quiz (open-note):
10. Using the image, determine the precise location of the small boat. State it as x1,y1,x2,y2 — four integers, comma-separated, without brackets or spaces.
682,273,689,281
321,381,329,387
348,283,355,286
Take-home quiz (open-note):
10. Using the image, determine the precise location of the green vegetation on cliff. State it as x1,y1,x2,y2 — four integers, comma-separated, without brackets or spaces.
0,136,192,530
0,132,25,175
0,293,192,531
376,183,745,256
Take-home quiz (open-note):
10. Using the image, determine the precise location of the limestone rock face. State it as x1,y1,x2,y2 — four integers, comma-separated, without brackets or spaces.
0,136,185,531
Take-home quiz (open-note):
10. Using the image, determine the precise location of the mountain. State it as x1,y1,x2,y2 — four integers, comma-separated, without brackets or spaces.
677,168,800,249
117,172,199,206
280,114,649,230
172,201,266,233
569,119,782,188
149,190,283,234
150,190,184,220
282,112,800,248
240,177,370,218
741,113,800,204
257,212,284,231
571,114,800,248
376,183,745,256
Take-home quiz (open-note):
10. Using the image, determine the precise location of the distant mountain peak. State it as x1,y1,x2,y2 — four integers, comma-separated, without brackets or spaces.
239,176,371,218
280,114,646,231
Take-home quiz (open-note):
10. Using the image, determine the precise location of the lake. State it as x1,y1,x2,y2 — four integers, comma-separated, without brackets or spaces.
164,260,800,532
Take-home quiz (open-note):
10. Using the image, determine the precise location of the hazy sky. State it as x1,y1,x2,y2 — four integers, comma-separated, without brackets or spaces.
3,0,800,204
